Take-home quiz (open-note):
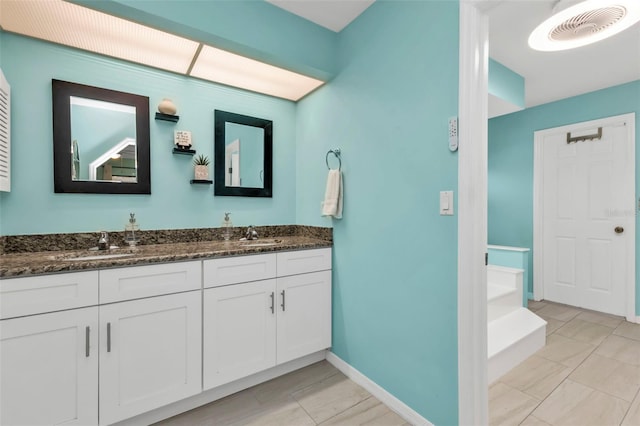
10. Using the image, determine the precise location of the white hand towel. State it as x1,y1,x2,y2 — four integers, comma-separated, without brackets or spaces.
322,170,343,219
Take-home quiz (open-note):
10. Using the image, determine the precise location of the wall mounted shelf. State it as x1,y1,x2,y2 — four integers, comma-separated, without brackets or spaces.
190,179,213,185
155,112,179,122
173,148,196,155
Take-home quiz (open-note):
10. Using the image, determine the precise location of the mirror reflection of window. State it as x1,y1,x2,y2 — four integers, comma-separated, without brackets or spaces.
69,96,137,182
224,122,265,189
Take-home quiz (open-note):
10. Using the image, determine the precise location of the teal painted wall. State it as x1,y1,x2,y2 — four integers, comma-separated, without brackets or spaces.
296,2,460,424
0,32,297,235
71,0,338,81
488,80,640,313
488,59,524,108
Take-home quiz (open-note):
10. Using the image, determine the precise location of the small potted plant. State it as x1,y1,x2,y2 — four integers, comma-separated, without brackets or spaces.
193,154,210,180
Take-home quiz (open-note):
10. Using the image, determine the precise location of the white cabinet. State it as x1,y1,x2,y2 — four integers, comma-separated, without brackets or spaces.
1,248,330,424
276,248,331,277
1,263,202,426
202,248,332,390
203,279,277,390
99,261,201,303
1,307,99,426
203,253,276,287
276,270,332,364
99,291,201,425
0,270,99,319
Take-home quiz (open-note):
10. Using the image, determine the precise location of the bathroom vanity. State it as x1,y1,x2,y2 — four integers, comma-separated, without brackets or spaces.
0,236,332,425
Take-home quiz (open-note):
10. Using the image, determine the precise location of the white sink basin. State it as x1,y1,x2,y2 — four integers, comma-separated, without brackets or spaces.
62,253,133,261
239,238,283,247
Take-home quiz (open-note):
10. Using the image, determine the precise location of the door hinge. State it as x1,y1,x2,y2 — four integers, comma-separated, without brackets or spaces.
485,253,488,266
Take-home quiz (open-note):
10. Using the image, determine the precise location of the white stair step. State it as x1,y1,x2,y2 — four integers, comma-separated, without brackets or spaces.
487,283,520,322
488,283,516,302
488,308,547,384
487,265,524,289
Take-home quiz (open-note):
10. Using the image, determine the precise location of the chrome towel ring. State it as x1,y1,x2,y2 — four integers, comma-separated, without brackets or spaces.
326,148,341,171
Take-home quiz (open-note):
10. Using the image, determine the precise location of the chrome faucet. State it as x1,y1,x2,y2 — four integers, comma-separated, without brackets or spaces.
98,231,109,250
245,226,258,240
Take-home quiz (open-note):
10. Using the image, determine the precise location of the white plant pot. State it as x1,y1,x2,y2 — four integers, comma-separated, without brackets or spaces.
194,165,209,180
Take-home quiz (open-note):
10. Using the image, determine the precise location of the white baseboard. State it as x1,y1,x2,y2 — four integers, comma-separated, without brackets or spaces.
629,316,640,324
325,352,433,426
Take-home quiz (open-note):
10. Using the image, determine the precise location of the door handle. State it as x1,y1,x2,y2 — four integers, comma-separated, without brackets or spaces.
281,290,286,312
107,322,112,353
270,291,275,314
615,226,624,234
85,326,90,357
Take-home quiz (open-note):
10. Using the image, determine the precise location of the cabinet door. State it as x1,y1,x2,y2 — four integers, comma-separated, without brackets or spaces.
276,271,332,364
203,279,277,390
99,291,201,425
1,307,99,426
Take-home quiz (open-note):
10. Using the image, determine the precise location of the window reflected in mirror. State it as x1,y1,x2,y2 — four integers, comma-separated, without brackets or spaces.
70,97,137,182
224,122,264,189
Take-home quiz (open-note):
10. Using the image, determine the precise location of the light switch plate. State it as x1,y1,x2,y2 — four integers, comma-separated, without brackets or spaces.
440,191,454,215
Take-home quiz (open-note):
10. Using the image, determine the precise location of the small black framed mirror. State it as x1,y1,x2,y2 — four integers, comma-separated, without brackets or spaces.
214,110,273,197
52,79,151,194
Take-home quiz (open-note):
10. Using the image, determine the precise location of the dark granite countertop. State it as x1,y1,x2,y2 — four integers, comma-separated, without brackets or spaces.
0,235,332,278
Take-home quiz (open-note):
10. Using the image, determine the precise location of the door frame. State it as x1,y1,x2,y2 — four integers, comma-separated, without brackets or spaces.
458,1,489,424
533,113,636,322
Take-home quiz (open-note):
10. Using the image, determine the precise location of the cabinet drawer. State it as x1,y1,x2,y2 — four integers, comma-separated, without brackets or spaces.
99,261,201,303
277,248,331,277
203,254,276,288
0,271,99,319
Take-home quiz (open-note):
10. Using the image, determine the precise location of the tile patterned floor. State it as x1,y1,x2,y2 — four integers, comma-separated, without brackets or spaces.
154,360,410,426
490,300,640,426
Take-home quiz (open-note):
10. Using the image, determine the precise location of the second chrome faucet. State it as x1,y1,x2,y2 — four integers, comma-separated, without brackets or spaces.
245,226,258,240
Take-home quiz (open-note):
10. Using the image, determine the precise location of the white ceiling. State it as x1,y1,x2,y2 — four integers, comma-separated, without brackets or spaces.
488,0,640,108
267,0,640,108
266,0,374,32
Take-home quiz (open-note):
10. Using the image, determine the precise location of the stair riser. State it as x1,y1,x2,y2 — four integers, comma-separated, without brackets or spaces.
488,325,545,384
488,285,520,322
487,269,522,288
488,302,520,322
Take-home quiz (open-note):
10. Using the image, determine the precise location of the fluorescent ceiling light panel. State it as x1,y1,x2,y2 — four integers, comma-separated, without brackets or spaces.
0,0,325,101
190,45,324,101
0,0,199,74
529,0,640,51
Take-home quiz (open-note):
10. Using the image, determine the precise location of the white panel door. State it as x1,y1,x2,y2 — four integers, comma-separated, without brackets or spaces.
99,291,201,425
1,307,98,426
276,270,332,364
541,115,634,315
203,279,277,390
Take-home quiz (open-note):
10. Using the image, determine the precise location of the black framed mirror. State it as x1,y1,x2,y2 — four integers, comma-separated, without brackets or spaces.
52,79,150,194
214,110,272,197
